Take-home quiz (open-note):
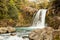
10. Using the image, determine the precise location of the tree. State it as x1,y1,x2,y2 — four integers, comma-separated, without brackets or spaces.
7,0,19,20
0,0,8,19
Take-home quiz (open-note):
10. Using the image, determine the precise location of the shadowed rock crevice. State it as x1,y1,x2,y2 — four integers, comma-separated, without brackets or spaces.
46,0,60,29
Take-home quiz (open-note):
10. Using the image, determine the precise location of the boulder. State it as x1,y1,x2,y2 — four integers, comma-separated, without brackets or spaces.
0,27,16,34
0,27,7,34
29,27,54,40
7,27,16,33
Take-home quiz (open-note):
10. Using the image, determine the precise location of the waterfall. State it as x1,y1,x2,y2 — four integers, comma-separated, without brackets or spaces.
29,9,47,29
0,9,47,40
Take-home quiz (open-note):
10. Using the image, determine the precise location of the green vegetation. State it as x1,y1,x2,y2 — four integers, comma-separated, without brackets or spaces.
0,0,8,19
0,0,60,39
0,0,49,27
0,0,60,29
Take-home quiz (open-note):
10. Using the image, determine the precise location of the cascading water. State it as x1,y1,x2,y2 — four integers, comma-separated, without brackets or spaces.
29,9,47,29
0,9,47,40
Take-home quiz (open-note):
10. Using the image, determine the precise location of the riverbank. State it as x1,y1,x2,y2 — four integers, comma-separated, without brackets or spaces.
0,27,16,34
0,27,60,40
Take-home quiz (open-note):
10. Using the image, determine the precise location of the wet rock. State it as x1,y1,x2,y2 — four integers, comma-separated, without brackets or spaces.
0,27,7,34
7,27,16,33
0,27,16,34
29,27,54,40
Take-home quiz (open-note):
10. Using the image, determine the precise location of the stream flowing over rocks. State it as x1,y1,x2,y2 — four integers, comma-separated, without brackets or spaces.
0,27,60,40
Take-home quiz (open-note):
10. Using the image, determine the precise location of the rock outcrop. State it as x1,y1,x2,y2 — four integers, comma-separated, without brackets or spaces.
29,27,54,40
0,27,16,34
29,27,60,40
46,0,60,29
7,27,16,33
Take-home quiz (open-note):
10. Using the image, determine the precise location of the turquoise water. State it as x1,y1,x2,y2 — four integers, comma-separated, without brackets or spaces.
16,27,33,32
15,27,33,36
0,27,33,40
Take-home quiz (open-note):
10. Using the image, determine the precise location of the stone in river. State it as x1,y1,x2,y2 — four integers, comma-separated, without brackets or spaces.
7,27,16,33
29,27,54,40
0,27,16,34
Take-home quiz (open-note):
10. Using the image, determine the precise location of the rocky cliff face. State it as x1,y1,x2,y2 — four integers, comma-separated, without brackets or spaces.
46,0,60,29
16,7,38,27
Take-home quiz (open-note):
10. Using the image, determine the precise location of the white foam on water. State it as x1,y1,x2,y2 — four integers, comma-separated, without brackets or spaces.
6,35,23,40
29,9,47,29
0,9,47,40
